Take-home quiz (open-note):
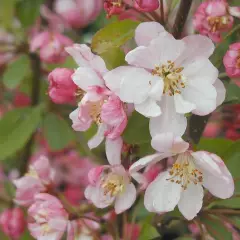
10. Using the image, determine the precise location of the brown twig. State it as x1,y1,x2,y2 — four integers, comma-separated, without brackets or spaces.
160,0,164,25
20,53,41,175
172,0,193,39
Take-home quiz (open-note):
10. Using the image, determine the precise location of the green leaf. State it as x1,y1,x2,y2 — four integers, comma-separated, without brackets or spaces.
225,83,240,104
139,223,160,240
3,55,31,89
0,105,43,160
123,111,151,144
210,197,240,209
201,215,232,240
91,20,140,54
100,48,125,70
43,113,75,151
223,140,240,194
0,0,16,27
197,138,233,158
45,56,78,72
16,0,44,27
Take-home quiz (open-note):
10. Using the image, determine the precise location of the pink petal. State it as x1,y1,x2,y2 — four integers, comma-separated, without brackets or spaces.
105,137,123,165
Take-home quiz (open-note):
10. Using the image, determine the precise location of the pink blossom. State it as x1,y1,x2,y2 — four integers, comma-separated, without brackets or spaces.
54,0,102,28
104,0,125,18
130,133,234,220
85,139,136,214
28,194,68,240
30,31,73,63
193,0,236,43
13,156,54,206
48,68,77,104
223,42,240,78
67,44,128,149
85,164,136,214
0,208,25,239
134,0,159,12
67,219,99,240
52,151,96,187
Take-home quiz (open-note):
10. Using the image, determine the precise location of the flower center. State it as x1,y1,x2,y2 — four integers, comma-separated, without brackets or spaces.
152,61,186,96
207,16,231,32
167,153,203,190
101,173,124,197
89,101,103,125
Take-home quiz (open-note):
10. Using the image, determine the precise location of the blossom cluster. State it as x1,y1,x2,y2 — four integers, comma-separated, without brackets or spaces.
1,0,240,239
47,20,235,226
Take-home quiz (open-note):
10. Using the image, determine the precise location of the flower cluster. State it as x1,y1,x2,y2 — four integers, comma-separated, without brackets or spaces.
45,21,235,223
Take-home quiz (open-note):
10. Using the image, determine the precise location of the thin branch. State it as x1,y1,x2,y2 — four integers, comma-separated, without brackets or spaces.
160,0,165,25
172,0,193,39
20,53,41,175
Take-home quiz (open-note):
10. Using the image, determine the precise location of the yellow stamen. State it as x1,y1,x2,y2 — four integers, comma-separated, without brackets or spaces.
167,153,203,190
152,61,186,96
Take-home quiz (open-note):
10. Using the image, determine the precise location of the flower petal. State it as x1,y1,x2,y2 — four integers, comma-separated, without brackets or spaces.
105,137,123,165
150,96,187,137
135,22,166,46
115,183,136,214
152,171,182,213
88,123,107,149
174,94,196,114
178,35,214,65
178,183,203,220
129,153,164,174
182,81,217,116
192,151,234,199
72,67,104,91
119,68,158,104
65,44,108,74
214,78,226,107
103,66,133,96
135,98,161,117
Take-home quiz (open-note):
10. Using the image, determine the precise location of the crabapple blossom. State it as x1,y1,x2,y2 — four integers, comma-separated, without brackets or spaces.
223,43,240,78
134,0,160,12
104,22,225,137
85,138,136,214
48,68,77,104
67,44,129,149
0,208,25,239
104,0,126,18
67,219,99,240
30,31,73,64
13,156,54,206
28,194,68,240
54,0,102,28
130,133,234,220
193,0,240,43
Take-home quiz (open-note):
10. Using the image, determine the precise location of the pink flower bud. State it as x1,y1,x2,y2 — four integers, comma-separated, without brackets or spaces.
54,0,102,28
0,208,25,239
48,68,77,104
203,122,221,138
13,156,54,207
134,0,160,12
193,0,233,42
223,42,240,78
30,31,73,63
28,194,68,240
